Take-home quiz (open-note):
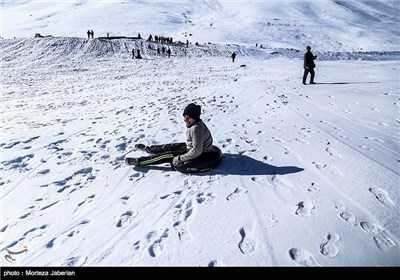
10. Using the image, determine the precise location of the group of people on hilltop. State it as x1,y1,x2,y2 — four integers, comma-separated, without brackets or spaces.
147,34,173,44
127,32,174,60
86,30,94,39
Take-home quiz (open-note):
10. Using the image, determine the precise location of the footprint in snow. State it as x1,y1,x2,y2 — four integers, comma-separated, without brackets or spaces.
320,232,340,258
289,248,320,267
272,137,285,143
334,200,346,211
63,256,87,267
369,187,395,206
173,221,192,241
312,161,325,169
339,211,357,226
226,187,248,201
360,222,396,250
284,147,292,155
148,228,170,257
77,194,95,208
295,201,315,217
120,196,130,204
326,147,341,157
196,192,216,204
307,182,320,193
262,155,273,162
46,220,90,248
160,190,182,200
238,227,256,255
116,210,138,228
21,224,48,243
129,172,143,181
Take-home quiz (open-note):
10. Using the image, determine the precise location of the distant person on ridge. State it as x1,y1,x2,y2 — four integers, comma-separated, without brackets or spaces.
135,49,142,59
303,45,317,85
125,103,222,173
231,52,237,62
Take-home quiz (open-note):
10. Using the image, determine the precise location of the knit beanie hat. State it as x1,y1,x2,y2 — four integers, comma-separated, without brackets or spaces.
183,103,201,121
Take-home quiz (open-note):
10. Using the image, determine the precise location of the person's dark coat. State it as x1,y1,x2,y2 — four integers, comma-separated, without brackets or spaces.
304,51,316,69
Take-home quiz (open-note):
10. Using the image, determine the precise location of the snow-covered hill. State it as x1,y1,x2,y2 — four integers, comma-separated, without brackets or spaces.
1,37,399,67
1,0,399,268
2,0,399,52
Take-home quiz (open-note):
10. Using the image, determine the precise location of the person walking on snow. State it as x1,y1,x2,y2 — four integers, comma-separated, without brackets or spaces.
303,45,317,84
125,103,214,169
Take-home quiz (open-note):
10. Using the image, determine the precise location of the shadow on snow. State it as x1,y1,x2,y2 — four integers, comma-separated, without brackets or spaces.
131,153,304,176
207,153,304,176
315,81,379,85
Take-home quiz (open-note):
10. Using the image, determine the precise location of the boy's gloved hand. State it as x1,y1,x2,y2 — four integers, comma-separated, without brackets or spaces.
172,156,180,166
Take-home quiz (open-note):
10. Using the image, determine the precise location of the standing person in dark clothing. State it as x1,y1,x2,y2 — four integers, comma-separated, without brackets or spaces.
167,47,171,58
135,49,142,59
303,45,317,84
131,48,135,59
231,52,237,62
125,103,221,173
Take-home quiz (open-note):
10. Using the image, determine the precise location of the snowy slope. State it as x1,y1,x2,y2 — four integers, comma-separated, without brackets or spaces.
2,0,399,51
1,0,399,267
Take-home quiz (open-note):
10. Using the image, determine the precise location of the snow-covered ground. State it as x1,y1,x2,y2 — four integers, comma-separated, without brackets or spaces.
1,0,399,267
